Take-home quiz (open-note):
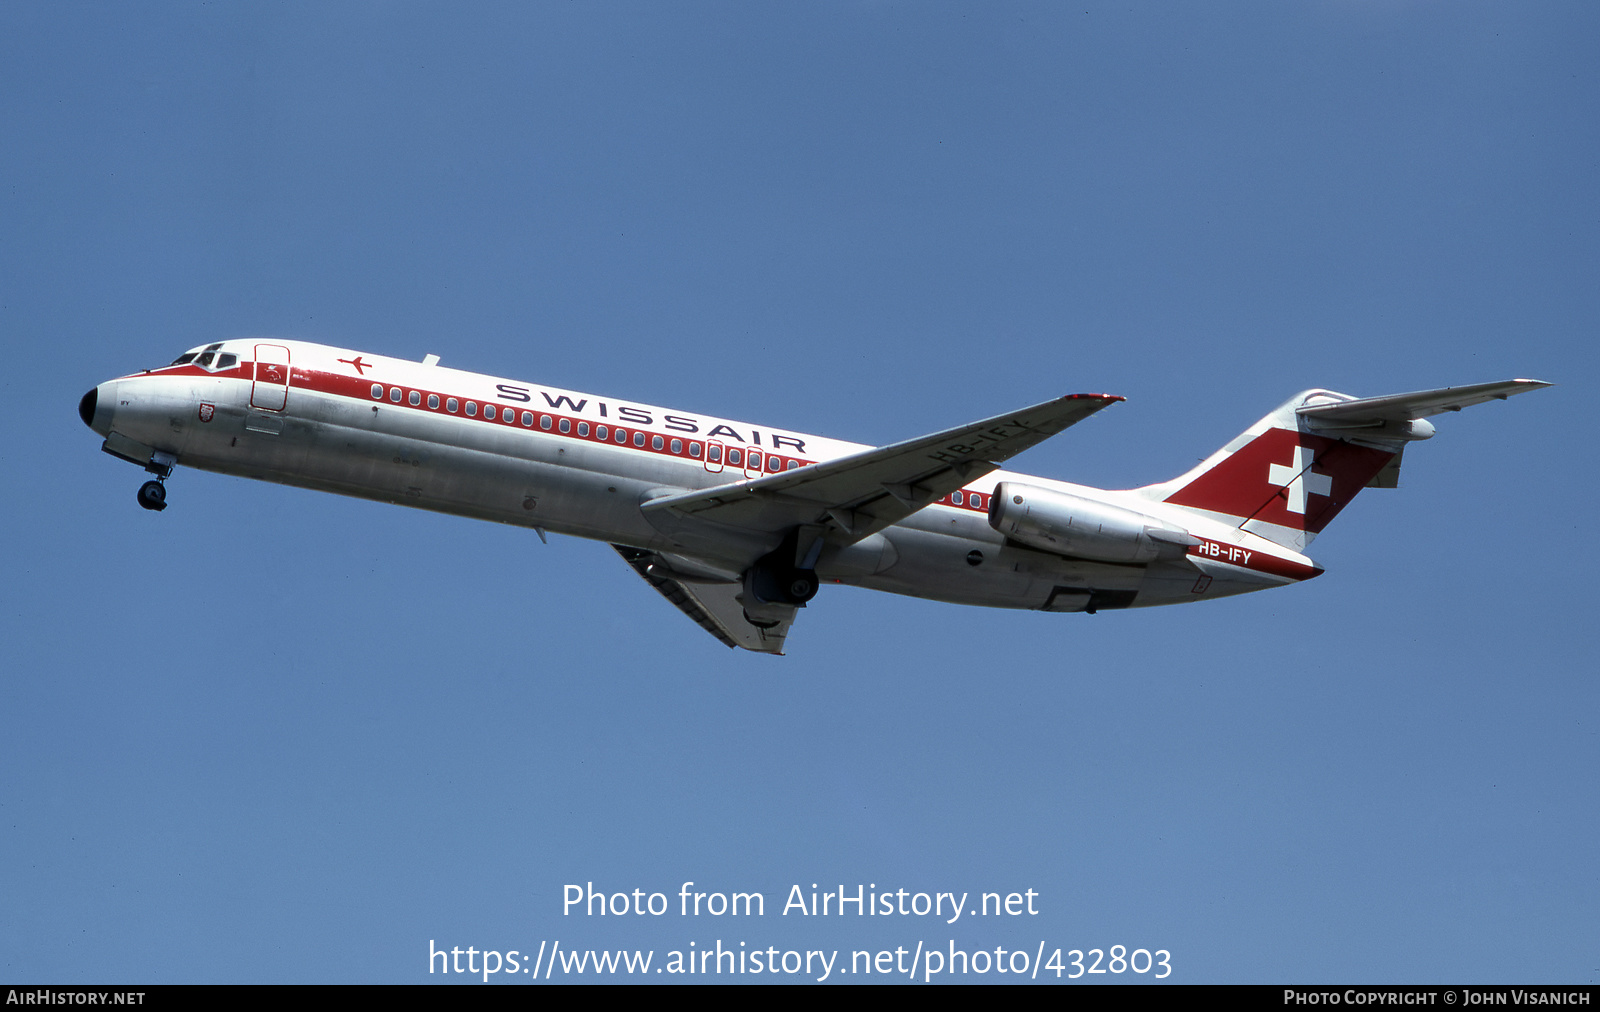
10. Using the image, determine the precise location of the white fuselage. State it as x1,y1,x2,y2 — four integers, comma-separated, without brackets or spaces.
82,339,1315,617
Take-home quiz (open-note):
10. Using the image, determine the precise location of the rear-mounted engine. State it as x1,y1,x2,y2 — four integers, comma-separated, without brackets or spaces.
988,481,1199,564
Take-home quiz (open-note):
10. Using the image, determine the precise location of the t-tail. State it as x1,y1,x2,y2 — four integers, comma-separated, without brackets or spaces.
1130,379,1551,553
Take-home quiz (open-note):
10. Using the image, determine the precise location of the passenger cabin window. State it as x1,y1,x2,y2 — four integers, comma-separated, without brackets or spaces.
597,425,608,439
371,384,383,399
447,398,458,412
409,391,421,406
671,439,682,454
390,387,402,402
727,448,741,466
521,411,533,426
466,402,477,416
428,394,439,409
577,422,589,436
689,442,702,458
484,405,496,420
558,418,570,433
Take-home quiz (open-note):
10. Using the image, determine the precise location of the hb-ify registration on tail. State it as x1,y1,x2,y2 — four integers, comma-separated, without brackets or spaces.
79,338,1550,652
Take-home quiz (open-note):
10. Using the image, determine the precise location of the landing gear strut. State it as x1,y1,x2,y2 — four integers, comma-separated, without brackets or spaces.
135,451,176,512
136,479,167,512
740,528,824,625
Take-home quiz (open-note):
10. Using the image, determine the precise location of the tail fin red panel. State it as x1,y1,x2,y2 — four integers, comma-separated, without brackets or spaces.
1163,427,1393,537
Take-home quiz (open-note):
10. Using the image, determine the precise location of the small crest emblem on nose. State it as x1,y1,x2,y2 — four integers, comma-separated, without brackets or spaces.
198,402,215,423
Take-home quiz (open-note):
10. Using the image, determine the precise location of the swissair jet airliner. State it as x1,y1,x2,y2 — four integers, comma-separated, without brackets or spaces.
79,341,1548,654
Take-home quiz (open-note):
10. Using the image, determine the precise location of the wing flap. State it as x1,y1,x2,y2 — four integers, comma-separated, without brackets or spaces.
643,393,1121,542
613,545,795,654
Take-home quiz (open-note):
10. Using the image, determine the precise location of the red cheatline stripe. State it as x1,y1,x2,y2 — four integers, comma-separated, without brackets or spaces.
138,362,1000,515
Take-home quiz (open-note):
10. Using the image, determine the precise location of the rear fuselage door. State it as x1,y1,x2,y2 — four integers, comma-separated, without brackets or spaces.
251,344,291,411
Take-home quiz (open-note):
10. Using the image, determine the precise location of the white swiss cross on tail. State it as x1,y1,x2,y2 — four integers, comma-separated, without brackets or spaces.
1266,444,1332,514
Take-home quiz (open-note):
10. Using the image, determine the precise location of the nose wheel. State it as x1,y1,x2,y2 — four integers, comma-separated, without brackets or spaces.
137,479,168,512
133,450,177,512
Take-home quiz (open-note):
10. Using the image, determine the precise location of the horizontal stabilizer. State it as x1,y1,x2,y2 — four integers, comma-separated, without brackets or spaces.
1298,379,1551,423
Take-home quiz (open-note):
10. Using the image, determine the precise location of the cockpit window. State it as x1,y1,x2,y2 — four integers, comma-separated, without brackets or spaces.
172,344,240,371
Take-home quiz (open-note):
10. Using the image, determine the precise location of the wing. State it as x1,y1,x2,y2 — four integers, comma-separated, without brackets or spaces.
613,545,796,655
642,393,1122,542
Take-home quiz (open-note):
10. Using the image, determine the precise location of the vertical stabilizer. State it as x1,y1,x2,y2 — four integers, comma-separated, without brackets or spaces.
1133,390,1398,552
1132,379,1548,552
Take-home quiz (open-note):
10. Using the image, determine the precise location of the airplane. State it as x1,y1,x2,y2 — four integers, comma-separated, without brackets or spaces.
78,340,1549,654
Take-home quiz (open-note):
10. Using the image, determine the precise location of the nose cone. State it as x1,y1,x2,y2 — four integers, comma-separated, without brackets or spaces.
79,385,109,435
78,387,97,427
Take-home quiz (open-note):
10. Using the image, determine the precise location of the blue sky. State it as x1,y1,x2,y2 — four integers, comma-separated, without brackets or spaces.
2,2,1594,984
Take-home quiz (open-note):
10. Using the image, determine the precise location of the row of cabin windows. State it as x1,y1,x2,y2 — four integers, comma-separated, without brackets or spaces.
367,382,800,472
362,382,989,504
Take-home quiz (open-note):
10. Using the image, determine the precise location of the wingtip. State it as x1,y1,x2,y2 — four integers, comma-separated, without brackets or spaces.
1063,392,1125,403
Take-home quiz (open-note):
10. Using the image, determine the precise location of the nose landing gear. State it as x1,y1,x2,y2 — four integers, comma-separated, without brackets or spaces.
134,451,177,512
136,480,168,512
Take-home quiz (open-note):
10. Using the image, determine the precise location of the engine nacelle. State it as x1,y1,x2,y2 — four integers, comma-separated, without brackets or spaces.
988,482,1198,564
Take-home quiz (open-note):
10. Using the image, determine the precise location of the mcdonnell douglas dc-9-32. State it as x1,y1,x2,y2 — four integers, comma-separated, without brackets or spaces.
79,341,1548,654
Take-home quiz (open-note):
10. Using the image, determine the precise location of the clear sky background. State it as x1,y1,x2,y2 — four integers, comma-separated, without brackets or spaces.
2,2,1594,984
